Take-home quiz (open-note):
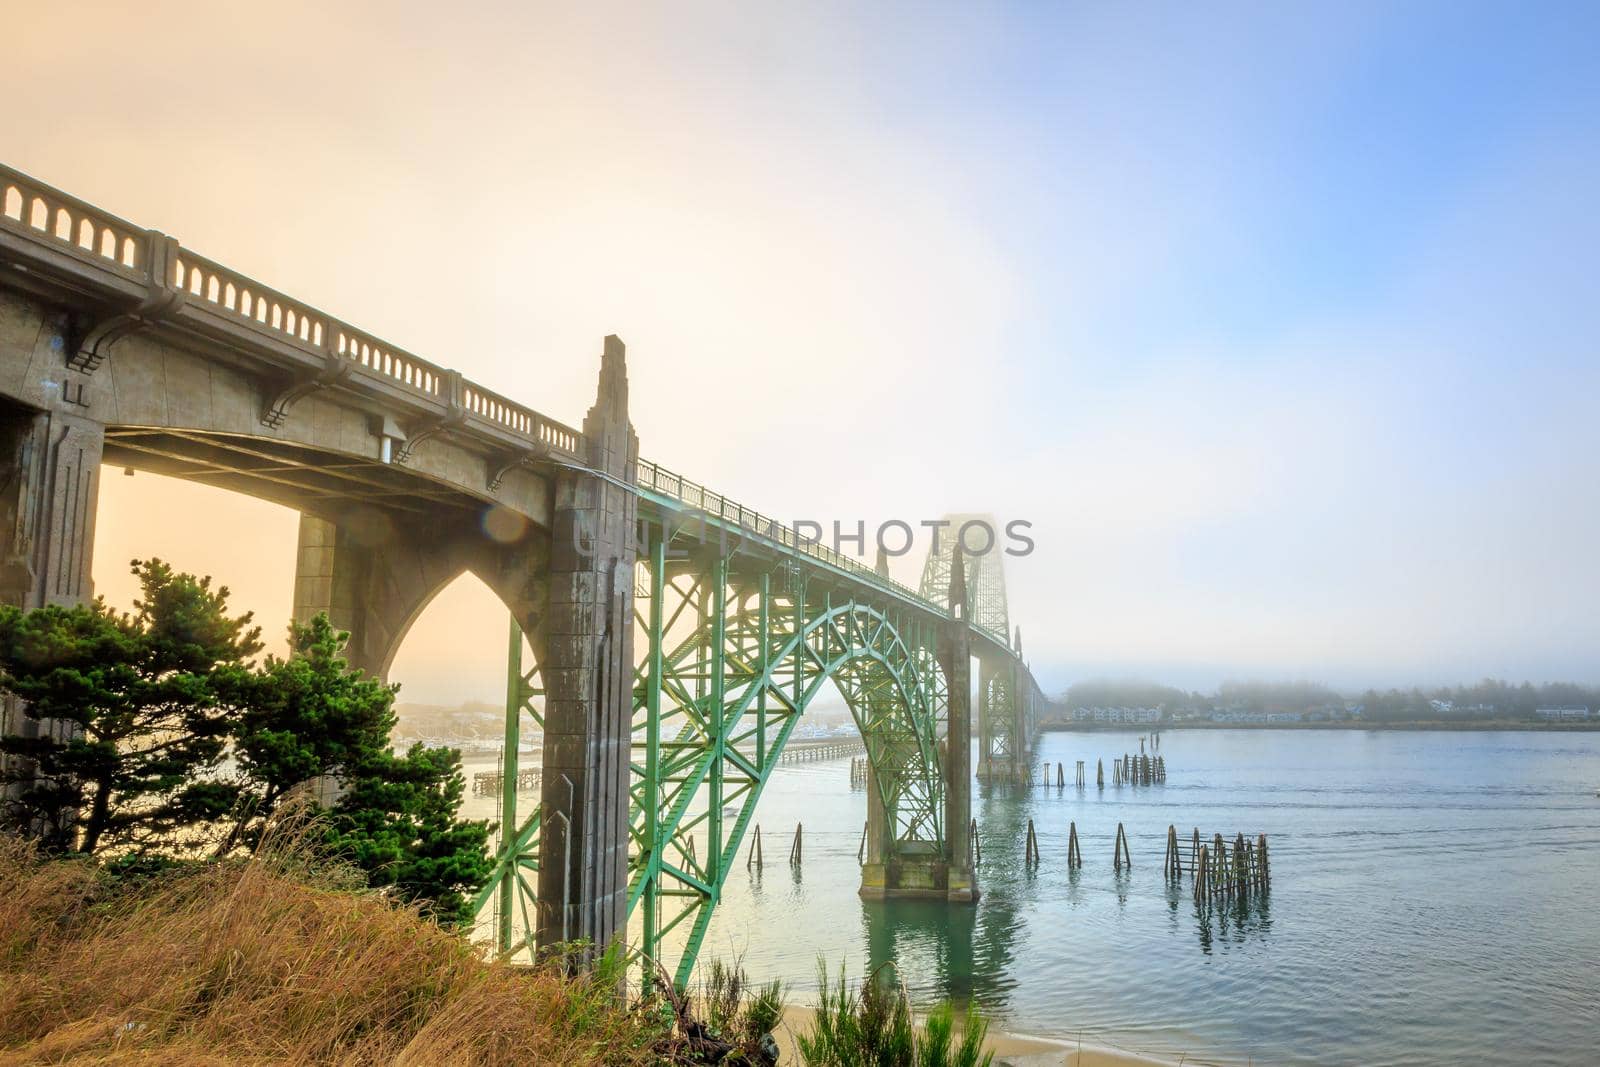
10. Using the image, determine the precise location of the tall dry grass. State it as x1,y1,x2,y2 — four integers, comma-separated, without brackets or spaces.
0,834,662,1066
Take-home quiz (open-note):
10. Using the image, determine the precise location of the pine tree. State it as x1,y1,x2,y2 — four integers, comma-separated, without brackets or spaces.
214,613,397,856
227,612,492,924
0,559,260,854
326,740,492,926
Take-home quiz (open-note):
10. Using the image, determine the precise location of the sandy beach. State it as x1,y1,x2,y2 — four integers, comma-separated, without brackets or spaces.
776,1005,1183,1066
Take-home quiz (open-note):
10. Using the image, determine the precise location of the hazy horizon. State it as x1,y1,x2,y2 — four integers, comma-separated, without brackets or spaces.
16,1,1598,703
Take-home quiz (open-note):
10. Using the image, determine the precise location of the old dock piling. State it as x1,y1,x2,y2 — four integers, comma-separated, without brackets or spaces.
1075,760,1086,788
1025,818,1041,867
1106,752,1168,787
970,817,981,863
1067,821,1082,868
1191,830,1272,901
747,824,764,870
789,823,804,866
1113,822,1132,870
1097,758,1105,788
857,821,867,862
849,757,869,786
1056,761,1065,788
1164,824,1182,881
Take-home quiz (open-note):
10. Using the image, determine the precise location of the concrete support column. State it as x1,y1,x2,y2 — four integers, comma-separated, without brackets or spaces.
862,760,887,866
1012,659,1030,783
940,620,976,902
975,657,998,781
0,403,103,612
536,336,638,963
291,514,396,678
0,400,104,844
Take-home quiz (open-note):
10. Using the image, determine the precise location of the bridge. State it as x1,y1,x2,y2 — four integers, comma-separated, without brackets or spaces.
0,162,1044,985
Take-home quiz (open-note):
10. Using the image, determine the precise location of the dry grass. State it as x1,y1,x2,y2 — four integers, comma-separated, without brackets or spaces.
0,835,662,1066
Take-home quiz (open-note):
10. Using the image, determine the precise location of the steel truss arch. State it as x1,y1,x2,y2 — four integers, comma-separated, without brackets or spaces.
628,536,948,986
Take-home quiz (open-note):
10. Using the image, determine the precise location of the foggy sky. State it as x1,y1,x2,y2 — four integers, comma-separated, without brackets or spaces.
14,1,1599,703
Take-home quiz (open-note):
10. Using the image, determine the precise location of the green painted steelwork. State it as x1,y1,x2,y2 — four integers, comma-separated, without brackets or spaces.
471,482,1040,985
470,616,543,959
980,663,1015,778
626,526,949,987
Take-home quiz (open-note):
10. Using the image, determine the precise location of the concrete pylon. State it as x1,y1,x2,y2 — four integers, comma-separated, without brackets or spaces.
0,395,104,848
536,335,638,964
940,546,977,901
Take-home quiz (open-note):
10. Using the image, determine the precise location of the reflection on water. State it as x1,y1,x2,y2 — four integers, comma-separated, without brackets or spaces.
693,729,1600,1066
1192,891,1272,955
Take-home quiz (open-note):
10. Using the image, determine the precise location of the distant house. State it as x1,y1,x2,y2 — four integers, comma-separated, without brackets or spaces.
1210,710,1268,725
1535,707,1591,721
1070,706,1162,725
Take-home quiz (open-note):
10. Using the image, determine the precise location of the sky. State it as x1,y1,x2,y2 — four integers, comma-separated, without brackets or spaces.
9,1,1599,700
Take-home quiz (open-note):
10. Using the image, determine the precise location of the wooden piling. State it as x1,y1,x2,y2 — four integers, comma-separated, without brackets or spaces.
857,821,868,863
1025,818,1040,867
1114,822,1131,870
1068,820,1082,868
970,817,981,863
1056,762,1065,788
747,824,763,870
789,823,803,866
1164,824,1181,881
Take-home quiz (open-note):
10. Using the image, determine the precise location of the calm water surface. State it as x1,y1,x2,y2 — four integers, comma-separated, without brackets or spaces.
688,729,1600,1066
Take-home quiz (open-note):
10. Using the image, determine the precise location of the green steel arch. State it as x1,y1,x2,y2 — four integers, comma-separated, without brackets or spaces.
628,533,949,987
473,533,952,987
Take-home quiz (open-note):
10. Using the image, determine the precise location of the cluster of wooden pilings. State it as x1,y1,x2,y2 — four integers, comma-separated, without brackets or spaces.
1111,753,1166,785
849,757,868,786
1162,825,1271,900
1044,756,1167,789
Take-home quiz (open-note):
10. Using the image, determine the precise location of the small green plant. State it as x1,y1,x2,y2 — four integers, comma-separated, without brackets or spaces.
696,957,783,1048
797,959,993,1067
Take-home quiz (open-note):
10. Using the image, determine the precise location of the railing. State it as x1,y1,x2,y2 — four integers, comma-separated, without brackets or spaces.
635,457,945,612
0,163,1018,655
1,171,146,276
0,162,581,456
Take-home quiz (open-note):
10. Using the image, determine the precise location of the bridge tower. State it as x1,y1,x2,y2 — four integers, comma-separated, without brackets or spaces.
917,515,1032,784
534,335,637,962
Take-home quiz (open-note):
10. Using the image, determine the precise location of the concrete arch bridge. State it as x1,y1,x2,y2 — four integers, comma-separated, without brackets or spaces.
0,163,1043,986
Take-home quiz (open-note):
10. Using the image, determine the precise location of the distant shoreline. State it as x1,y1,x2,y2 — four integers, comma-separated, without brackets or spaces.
1040,720,1600,733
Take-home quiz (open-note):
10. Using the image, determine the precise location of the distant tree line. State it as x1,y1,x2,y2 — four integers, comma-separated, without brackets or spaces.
1061,680,1197,710
1054,676,1598,723
0,559,491,923
1357,680,1599,723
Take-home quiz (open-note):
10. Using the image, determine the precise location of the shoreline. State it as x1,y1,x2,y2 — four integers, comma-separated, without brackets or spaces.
776,1005,1213,1066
